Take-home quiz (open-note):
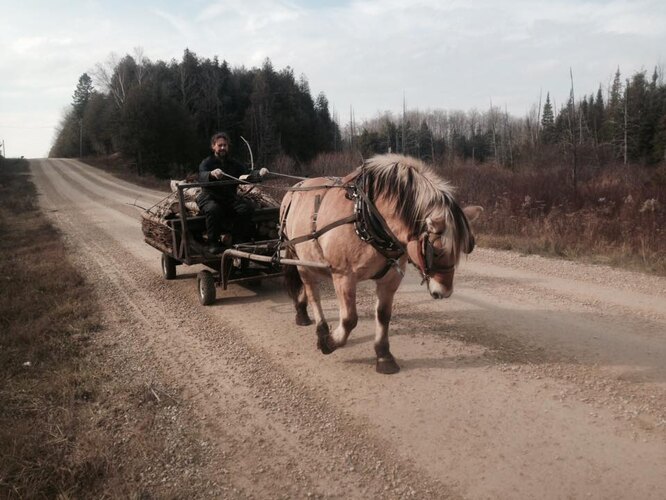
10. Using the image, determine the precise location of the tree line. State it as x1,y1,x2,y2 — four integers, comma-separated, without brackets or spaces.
349,67,666,175
50,49,340,177
51,53,665,178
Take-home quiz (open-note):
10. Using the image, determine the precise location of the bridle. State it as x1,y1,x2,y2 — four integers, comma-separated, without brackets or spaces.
411,230,456,285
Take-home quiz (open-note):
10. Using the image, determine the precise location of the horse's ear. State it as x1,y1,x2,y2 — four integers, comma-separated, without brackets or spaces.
463,205,483,223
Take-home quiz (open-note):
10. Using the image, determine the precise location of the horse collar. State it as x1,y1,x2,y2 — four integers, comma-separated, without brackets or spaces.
351,169,406,260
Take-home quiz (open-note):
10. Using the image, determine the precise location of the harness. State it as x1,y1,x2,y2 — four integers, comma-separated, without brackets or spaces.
280,167,452,281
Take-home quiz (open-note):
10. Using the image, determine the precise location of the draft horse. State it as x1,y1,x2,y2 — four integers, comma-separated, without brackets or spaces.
279,154,482,374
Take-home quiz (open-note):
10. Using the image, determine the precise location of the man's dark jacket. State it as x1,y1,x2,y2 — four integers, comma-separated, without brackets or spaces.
197,155,250,205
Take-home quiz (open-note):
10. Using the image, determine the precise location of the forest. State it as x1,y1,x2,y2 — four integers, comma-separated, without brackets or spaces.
49,50,665,274
50,49,340,176
51,49,666,175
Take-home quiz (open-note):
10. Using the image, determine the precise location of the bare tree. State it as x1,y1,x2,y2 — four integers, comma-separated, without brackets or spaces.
566,67,579,191
93,53,127,110
133,47,149,87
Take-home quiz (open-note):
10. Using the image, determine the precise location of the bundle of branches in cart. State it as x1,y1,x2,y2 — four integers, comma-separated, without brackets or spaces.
141,180,281,250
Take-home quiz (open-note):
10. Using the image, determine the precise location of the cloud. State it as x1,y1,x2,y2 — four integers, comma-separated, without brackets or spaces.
1,0,665,158
11,36,73,54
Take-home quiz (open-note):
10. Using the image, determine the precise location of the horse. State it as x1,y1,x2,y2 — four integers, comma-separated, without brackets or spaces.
279,153,482,374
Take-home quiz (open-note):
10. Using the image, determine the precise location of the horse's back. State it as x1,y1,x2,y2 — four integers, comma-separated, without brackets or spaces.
281,177,353,261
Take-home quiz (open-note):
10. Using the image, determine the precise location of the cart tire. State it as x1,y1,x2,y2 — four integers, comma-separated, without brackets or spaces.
161,253,177,280
197,270,216,306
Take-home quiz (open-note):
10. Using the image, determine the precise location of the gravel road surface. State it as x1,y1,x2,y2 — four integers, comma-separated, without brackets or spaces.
31,158,666,499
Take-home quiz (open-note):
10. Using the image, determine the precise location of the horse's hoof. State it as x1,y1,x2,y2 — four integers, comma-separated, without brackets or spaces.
376,356,400,374
295,313,312,326
317,335,337,355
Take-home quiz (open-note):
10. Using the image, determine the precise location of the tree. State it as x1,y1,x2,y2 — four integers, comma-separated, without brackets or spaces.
541,92,556,144
72,73,94,118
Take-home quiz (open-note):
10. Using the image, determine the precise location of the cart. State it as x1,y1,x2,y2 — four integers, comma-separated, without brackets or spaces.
141,178,327,305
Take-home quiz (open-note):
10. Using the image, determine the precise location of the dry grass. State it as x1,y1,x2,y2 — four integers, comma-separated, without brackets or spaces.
82,153,170,192
0,158,203,498
448,161,666,275
83,149,665,276
293,152,666,276
0,158,106,497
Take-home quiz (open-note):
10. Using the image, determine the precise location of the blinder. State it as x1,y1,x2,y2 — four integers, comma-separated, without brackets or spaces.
414,230,455,284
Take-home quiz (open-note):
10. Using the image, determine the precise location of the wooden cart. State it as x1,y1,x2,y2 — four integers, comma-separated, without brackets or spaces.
142,179,327,305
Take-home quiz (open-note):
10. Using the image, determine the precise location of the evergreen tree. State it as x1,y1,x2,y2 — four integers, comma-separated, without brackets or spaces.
592,86,605,143
602,67,625,158
541,92,556,144
72,73,94,118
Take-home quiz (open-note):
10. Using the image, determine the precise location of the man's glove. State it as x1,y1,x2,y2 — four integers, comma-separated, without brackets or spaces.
210,168,223,179
239,169,267,182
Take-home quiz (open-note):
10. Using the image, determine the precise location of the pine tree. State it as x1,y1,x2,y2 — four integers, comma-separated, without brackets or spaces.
541,92,555,144
72,73,94,118
592,86,605,142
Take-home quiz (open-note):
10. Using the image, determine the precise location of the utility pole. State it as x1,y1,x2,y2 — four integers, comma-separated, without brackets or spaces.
79,119,83,158
401,92,406,154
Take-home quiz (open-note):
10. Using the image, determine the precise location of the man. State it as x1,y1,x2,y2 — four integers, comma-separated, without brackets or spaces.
197,132,260,254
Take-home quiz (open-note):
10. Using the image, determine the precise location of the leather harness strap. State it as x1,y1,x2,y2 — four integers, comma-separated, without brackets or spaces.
279,167,413,280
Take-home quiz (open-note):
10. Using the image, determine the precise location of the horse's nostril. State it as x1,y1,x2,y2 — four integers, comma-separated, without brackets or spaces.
431,291,443,299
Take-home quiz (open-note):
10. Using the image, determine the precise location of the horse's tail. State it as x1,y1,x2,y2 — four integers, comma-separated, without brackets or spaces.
283,247,303,299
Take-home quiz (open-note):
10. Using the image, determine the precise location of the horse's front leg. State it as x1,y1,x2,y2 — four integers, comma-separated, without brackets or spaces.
329,274,358,349
300,275,334,355
374,273,403,374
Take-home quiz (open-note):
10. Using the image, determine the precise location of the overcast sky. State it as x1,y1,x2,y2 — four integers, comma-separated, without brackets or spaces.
1,0,665,158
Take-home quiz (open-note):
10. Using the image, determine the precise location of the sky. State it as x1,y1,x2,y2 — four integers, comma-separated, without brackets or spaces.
1,0,665,159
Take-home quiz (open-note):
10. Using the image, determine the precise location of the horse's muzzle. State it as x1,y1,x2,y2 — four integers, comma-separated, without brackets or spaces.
429,287,453,299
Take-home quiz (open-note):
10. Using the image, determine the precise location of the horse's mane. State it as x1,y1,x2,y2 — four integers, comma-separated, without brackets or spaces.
362,154,474,262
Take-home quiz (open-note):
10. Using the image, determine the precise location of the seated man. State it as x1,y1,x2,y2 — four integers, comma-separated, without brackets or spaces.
197,132,262,254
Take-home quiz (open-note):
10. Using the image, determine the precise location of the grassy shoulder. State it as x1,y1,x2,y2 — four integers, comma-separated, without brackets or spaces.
0,158,201,498
0,158,106,497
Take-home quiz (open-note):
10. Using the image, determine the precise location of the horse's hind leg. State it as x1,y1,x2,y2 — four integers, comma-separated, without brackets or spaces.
374,274,402,374
329,274,358,349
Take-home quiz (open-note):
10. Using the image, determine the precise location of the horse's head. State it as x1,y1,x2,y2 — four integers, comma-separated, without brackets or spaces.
407,205,483,299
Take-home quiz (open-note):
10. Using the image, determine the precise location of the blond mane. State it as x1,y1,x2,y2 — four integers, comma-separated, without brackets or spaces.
362,153,473,262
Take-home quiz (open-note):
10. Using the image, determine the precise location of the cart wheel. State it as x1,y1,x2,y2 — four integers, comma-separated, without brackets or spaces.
161,253,177,280
197,270,216,306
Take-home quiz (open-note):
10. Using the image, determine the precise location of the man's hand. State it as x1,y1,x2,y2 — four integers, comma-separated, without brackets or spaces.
210,168,224,179
239,169,267,182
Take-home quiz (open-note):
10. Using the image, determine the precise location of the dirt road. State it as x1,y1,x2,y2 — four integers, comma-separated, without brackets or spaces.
30,158,666,499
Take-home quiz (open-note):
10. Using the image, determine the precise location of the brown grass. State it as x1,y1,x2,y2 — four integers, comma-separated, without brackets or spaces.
447,160,666,275
82,153,170,192
0,158,106,497
0,158,203,498
293,152,666,276
85,149,665,276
